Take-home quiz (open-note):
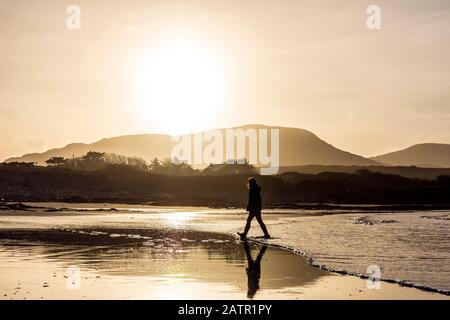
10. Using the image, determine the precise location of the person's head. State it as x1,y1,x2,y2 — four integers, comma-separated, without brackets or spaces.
247,177,260,190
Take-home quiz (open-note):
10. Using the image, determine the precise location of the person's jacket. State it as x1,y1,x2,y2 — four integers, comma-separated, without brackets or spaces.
246,186,262,213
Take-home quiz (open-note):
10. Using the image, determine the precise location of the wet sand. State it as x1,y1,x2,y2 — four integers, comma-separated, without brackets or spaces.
0,203,448,300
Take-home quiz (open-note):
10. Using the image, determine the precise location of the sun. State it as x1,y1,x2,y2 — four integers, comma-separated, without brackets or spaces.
132,39,227,135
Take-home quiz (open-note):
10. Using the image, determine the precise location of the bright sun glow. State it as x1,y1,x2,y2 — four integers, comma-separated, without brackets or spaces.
133,39,227,134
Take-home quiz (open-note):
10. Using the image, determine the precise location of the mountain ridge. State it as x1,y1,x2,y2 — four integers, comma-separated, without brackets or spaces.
5,125,375,167
372,143,450,168
6,125,448,168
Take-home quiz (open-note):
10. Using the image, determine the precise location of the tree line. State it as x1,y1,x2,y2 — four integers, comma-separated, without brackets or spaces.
40,151,197,175
1,151,256,176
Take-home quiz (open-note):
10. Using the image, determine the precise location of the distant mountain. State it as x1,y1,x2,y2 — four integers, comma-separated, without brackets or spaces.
5,125,376,167
5,134,174,166
372,143,450,168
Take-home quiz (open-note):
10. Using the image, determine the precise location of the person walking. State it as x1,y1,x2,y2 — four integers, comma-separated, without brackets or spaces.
238,177,271,240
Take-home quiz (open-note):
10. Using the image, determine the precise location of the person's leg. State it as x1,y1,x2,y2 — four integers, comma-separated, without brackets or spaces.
242,214,254,237
255,214,270,238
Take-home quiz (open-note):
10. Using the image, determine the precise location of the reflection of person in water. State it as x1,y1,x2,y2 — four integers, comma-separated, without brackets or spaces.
243,241,267,299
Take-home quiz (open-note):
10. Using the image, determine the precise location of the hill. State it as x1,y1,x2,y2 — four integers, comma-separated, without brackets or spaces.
372,143,450,168
5,125,376,167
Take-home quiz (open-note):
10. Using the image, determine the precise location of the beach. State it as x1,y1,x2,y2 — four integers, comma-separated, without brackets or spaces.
0,203,448,300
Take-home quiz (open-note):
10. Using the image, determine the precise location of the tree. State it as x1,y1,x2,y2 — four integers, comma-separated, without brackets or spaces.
105,153,127,165
76,151,106,170
45,156,68,166
150,158,163,174
81,151,105,164
158,158,196,176
126,156,148,171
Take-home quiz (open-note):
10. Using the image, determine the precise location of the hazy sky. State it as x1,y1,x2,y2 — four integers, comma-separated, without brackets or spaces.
1,0,449,161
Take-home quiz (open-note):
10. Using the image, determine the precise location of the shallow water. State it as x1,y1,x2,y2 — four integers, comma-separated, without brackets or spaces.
259,211,450,293
0,203,449,296
0,229,329,299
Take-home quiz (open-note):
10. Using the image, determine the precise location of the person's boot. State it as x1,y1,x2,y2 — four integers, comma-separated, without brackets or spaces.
264,234,271,239
237,232,246,241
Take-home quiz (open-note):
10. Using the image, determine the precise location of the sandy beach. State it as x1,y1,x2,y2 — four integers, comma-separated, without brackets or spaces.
0,203,449,300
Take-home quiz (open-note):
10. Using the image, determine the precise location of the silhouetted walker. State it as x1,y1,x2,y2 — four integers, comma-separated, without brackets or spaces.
243,241,267,298
238,177,271,240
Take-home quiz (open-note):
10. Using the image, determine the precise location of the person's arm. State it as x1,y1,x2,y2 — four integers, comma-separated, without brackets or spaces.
246,191,251,211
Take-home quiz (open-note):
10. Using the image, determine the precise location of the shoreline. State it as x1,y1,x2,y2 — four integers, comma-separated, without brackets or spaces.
238,234,450,297
3,201,450,213
0,204,449,299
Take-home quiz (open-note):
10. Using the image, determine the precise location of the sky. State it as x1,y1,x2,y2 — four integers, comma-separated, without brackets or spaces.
0,0,449,161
